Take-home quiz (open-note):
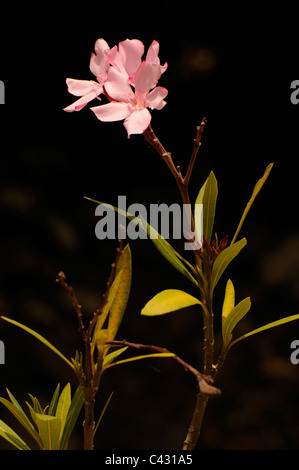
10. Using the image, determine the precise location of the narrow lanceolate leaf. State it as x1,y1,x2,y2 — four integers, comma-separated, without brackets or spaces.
222,297,251,345
35,414,61,450
48,384,61,417
230,314,299,348
95,329,109,364
141,289,203,316
211,238,247,293
91,270,122,359
28,394,43,415
231,162,274,245
55,383,71,441
85,197,198,286
94,392,114,437
26,395,42,425
195,171,218,244
102,346,128,367
105,352,175,370
0,420,30,450
59,385,84,450
0,316,74,370
222,279,235,327
26,402,37,426
107,244,132,343
0,390,42,448
93,270,122,336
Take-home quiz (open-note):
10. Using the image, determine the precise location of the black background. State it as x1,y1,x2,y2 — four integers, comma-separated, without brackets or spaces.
0,4,299,450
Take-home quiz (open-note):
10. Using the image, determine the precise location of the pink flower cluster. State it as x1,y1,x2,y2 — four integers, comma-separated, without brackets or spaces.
64,39,168,137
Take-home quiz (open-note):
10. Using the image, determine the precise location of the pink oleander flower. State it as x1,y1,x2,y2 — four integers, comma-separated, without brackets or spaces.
91,61,168,137
107,38,167,86
64,38,110,112
64,38,168,137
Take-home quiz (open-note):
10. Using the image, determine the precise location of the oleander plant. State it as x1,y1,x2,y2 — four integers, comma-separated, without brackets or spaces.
0,37,298,450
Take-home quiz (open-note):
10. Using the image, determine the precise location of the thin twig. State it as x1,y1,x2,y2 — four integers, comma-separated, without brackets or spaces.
56,271,87,342
183,118,207,185
143,119,206,187
143,121,206,247
56,240,125,450
107,340,221,396
144,125,181,183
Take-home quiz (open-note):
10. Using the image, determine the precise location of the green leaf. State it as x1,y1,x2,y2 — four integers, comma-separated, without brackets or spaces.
106,352,175,369
85,197,198,286
94,329,109,364
28,394,43,415
230,314,299,348
93,270,122,340
94,392,114,437
141,289,203,316
231,162,274,245
195,171,218,244
48,384,61,416
59,385,84,450
0,390,42,448
102,346,128,367
0,419,30,450
35,414,61,450
222,279,235,325
26,394,43,425
91,271,123,361
211,238,247,293
0,316,74,370
222,297,251,345
107,244,132,343
55,383,71,441
26,402,38,426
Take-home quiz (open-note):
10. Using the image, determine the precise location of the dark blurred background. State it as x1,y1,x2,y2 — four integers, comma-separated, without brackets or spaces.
0,4,299,450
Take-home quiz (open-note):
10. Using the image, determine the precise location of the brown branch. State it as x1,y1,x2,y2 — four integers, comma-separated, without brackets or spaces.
143,120,206,249
56,271,87,342
143,119,206,188
56,239,125,450
183,118,207,185
143,125,182,184
55,273,95,449
56,239,124,342
107,340,221,396
182,394,209,450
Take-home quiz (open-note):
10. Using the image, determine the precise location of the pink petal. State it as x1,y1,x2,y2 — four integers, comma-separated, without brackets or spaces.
89,38,110,77
104,67,134,102
135,62,161,94
124,108,151,136
146,40,168,74
146,40,160,63
106,45,127,76
146,86,168,109
155,99,167,110
66,78,102,97
64,91,100,112
91,101,130,121
118,39,144,78
161,63,168,74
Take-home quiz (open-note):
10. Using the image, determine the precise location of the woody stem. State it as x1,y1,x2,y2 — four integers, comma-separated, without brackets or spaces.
144,121,214,450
